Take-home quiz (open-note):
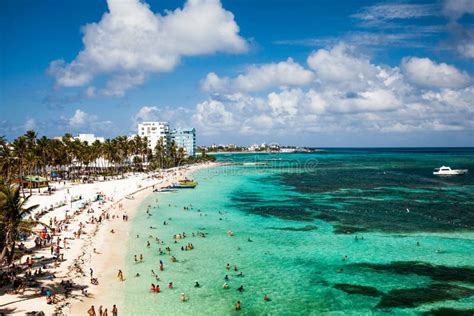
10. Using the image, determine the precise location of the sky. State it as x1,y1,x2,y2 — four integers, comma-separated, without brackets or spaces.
1,0,473,147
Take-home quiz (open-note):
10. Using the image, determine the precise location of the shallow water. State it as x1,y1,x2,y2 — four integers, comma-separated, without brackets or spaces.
122,149,474,315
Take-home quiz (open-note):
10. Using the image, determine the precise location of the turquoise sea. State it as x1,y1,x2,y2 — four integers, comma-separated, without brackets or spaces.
123,149,474,315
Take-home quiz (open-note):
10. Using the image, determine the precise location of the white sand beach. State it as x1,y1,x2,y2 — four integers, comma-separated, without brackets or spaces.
0,162,217,315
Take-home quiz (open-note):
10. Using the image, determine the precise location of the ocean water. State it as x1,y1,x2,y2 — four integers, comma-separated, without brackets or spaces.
122,149,474,315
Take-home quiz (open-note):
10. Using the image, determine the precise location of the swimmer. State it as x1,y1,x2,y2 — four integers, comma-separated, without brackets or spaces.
180,293,187,302
223,282,229,289
226,263,230,270
235,301,241,311
194,281,200,288
264,294,270,301
168,282,173,289
237,285,244,292
248,238,253,242
338,268,344,273
234,265,238,271
224,275,229,280
237,272,244,277
342,256,348,261
135,273,140,277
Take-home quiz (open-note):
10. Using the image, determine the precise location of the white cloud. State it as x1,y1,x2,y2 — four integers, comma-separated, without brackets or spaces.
133,106,161,126
402,57,471,88
442,0,474,59
201,58,314,93
193,100,237,135
69,109,92,127
307,43,380,90
454,28,474,58
443,0,474,21
101,73,146,97
24,118,37,131
67,109,115,134
49,0,247,96
189,43,473,138
352,3,437,22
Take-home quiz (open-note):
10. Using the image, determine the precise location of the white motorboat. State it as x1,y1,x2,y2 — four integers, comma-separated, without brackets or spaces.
433,166,468,176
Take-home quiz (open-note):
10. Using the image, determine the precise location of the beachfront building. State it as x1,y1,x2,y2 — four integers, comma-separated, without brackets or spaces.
138,121,170,150
170,128,196,157
75,133,105,144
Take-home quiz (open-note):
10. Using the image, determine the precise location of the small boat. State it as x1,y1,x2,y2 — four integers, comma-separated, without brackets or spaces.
153,188,177,193
171,179,198,189
125,195,135,200
433,166,468,176
170,183,197,189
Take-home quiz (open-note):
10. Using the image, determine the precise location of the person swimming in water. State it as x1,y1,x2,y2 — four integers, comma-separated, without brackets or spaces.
237,285,244,292
180,293,187,302
264,294,270,301
223,282,229,289
194,281,200,288
168,282,173,289
235,301,241,310
224,275,229,280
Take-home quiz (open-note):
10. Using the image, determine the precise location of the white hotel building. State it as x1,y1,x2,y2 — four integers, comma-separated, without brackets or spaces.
137,122,196,157
138,121,170,150
75,133,105,144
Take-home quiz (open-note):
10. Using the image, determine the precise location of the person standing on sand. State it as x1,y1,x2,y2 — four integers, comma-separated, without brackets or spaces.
117,270,124,281
112,304,118,316
87,305,96,316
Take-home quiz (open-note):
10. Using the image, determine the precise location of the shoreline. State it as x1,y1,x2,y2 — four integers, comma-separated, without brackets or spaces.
67,162,217,314
0,162,219,315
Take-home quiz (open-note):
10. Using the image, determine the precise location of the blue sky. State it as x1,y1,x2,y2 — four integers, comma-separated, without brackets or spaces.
1,0,473,146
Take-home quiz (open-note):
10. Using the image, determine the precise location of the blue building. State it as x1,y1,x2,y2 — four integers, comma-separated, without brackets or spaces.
171,128,196,157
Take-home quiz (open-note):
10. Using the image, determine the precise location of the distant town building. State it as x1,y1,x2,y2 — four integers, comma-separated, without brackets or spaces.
138,121,170,150
171,128,196,157
75,133,105,144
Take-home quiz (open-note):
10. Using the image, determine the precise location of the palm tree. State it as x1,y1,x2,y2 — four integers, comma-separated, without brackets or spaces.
0,184,41,265
12,136,28,195
36,136,50,179
169,139,178,167
0,136,14,183
154,137,166,169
